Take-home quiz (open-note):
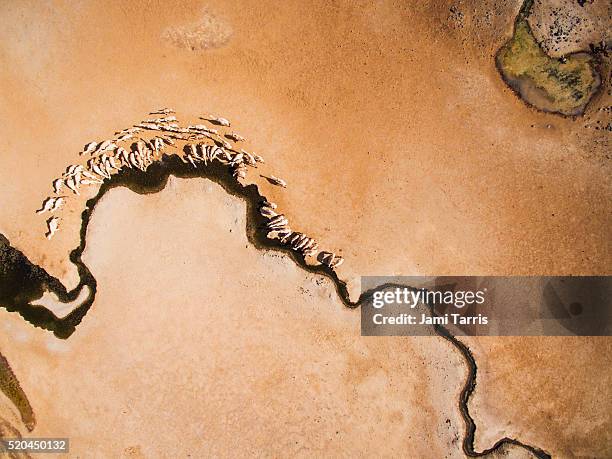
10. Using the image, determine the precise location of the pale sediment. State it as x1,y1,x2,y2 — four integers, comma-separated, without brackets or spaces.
0,112,550,458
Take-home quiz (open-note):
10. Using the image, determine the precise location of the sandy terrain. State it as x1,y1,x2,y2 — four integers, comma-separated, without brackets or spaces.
465,335,612,458
0,0,610,457
1,179,468,457
529,0,611,57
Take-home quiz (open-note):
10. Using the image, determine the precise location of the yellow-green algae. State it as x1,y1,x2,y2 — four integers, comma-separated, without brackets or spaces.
496,0,600,116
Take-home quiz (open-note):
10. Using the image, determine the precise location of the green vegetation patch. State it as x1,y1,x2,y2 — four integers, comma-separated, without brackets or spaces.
496,0,600,116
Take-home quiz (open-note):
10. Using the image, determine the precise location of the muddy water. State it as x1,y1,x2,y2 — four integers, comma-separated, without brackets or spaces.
0,353,34,433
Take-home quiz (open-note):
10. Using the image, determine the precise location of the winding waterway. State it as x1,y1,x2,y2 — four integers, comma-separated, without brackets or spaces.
0,155,551,458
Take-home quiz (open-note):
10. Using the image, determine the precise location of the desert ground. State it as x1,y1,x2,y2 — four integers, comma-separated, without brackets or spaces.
0,0,610,457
